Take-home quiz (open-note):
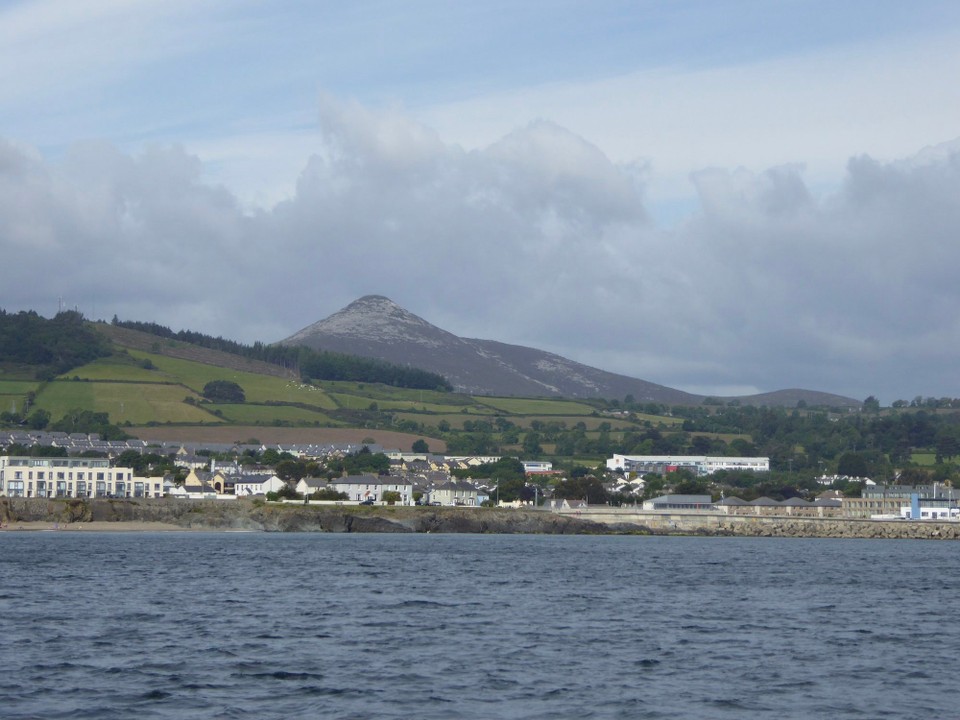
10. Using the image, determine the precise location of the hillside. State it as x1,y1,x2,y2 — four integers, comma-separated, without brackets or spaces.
95,324,296,379
281,295,861,408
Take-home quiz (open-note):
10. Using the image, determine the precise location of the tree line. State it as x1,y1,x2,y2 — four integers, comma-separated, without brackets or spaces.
0,310,111,378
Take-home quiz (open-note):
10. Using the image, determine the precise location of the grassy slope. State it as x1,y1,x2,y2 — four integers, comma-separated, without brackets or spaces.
35,381,216,425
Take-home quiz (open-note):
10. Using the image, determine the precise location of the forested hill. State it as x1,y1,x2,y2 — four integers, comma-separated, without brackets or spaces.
108,317,452,391
0,310,111,378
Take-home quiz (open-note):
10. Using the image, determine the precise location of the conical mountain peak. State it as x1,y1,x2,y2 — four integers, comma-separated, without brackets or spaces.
280,296,860,406
283,296,457,347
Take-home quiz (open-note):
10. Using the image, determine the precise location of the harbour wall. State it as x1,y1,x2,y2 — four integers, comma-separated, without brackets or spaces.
560,507,960,540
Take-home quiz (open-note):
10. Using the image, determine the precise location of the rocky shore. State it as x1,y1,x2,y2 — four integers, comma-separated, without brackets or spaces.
0,498,613,534
2,498,959,539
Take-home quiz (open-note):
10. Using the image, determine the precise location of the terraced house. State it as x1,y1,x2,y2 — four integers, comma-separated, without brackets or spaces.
0,456,158,498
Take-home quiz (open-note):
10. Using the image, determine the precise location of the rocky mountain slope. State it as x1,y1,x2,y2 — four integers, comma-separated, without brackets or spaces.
281,296,860,407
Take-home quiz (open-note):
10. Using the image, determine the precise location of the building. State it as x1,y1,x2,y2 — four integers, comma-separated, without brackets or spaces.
0,456,152,498
234,474,286,497
607,454,770,476
327,474,415,505
642,494,715,510
522,461,554,474
843,484,960,519
717,495,842,517
429,480,480,507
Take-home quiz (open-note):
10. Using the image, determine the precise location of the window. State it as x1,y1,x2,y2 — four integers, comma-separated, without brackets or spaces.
77,481,87,497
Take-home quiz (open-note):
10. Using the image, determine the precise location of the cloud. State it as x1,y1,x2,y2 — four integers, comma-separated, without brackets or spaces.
2,99,959,402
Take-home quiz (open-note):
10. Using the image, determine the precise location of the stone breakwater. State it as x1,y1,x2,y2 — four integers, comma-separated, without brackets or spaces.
1,498,959,539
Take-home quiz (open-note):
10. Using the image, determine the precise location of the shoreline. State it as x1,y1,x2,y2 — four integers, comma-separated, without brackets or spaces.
2,498,959,538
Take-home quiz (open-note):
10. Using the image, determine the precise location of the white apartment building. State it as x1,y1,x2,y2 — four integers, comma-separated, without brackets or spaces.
606,454,770,477
0,456,160,498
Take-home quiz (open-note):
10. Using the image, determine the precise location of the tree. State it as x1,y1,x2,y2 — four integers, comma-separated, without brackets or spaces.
27,409,50,430
275,459,308,481
863,396,881,413
311,488,348,501
554,475,608,504
382,490,402,504
837,452,869,478
935,425,960,463
412,439,429,453
202,380,245,403
522,432,543,456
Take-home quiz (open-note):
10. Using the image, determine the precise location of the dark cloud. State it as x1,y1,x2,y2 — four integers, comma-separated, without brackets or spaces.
1,104,959,403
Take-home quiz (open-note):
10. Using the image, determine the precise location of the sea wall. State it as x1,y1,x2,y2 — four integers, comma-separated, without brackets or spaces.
563,507,960,540
2,498,959,539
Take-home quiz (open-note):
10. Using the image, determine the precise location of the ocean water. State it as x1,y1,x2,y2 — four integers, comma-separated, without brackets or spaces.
1,532,957,719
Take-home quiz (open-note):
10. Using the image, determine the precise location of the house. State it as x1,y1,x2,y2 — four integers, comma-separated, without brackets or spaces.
543,498,588,511
183,469,225,493
234,474,285,497
295,477,330,496
429,480,480,507
173,454,210,471
327,474,415,505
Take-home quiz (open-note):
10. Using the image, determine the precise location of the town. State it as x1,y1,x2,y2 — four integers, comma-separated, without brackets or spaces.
2,431,957,522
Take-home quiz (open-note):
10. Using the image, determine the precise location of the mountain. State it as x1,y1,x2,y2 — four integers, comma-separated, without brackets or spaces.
281,296,860,408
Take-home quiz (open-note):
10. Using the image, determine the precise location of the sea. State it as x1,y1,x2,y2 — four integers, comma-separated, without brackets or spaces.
1,532,957,719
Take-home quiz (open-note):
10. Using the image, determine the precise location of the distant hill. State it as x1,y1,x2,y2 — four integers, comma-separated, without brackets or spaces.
281,296,861,408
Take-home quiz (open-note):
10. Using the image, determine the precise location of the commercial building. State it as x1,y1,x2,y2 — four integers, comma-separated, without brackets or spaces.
606,454,770,477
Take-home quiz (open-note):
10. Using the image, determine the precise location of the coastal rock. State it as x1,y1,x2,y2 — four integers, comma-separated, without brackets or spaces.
3,499,960,539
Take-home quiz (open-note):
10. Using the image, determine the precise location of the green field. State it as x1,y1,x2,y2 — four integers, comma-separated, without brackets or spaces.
473,397,598,415
210,403,337,425
520,415,638,430
317,381,473,406
62,356,169,383
0,380,41,394
0,395,28,416
329,393,476,413
126,351,337,408
392,412,479,430
34,381,216,425
631,412,683,426
911,452,937,466
0,380,37,417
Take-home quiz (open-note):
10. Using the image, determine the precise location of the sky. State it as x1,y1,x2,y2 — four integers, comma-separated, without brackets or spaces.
2,0,960,404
